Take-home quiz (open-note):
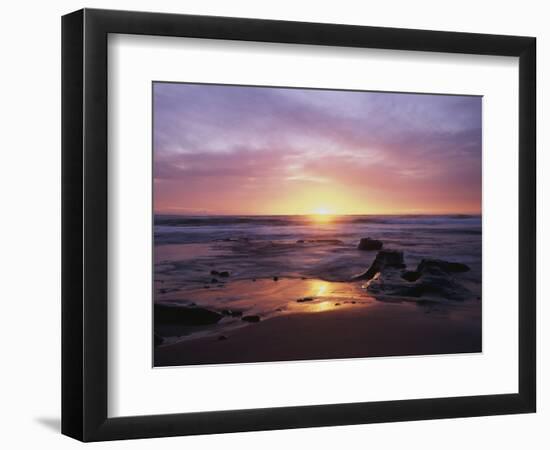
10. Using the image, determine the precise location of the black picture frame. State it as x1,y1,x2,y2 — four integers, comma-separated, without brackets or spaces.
62,8,536,442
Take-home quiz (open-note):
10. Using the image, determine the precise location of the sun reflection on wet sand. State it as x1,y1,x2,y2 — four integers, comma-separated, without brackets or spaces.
309,300,338,313
310,280,329,297
162,277,373,322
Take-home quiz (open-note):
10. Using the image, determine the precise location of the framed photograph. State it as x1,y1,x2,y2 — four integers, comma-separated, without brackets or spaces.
62,8,536,441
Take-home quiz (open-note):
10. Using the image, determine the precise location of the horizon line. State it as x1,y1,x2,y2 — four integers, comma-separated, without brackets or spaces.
153,212,482,216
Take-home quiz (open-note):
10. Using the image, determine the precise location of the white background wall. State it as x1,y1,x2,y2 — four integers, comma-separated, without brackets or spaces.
0,0,546,448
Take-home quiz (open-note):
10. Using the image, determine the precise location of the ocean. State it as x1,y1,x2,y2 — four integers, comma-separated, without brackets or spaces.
153,214,482,354
154,214,481,280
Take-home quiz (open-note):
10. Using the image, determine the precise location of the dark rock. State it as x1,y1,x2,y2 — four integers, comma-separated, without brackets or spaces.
297,297,315,303
352,267,377,282
211,269,233,277
217,335,228,341
352,250,405,281
378,250,405,267
334,303,341,306
417,269,460,296
402,271,422,282
154,303,222,325
398,259,468,284
368,263,469,302
392,284,426,298
211,278,219,283
242,315,261,323
273,276,279,281
357,237,383,251
353,250,472,302
417,259,470,274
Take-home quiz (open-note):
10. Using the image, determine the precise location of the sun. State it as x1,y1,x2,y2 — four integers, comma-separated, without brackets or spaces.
310,207,334,223
313,207,331,215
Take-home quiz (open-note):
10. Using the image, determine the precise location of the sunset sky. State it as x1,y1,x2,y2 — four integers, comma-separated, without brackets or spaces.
153,83,481,215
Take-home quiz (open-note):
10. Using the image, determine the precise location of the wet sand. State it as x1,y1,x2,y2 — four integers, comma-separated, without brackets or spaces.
155,299,481,366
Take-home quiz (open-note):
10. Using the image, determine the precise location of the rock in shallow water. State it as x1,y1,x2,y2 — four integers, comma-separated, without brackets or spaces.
368,271,463,301
417,259,470,274
401,270,422,282
357,237,383,251
154,303,222,325
393,275,457,298
379,250,405,267
353,250,472,302
369,257,471,301
211,270,230,277
352,250,405,281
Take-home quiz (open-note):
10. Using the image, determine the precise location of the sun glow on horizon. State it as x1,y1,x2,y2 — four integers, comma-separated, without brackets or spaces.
310,206,335,223
313,207,331,215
